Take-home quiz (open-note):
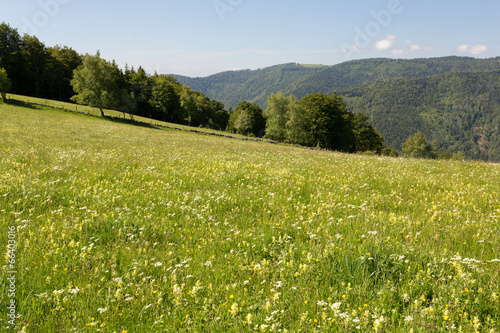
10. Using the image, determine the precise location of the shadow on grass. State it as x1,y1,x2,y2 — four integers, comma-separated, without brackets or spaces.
102,115,161,130
4,98,160,130
2,99,42,110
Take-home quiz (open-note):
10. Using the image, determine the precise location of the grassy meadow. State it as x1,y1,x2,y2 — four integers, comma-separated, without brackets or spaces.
1,101,500,332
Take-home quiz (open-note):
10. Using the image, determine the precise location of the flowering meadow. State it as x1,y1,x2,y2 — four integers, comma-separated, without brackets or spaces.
1,102,500,332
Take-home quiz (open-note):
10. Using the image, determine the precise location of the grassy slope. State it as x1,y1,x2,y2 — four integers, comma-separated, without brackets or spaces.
1,102,500,332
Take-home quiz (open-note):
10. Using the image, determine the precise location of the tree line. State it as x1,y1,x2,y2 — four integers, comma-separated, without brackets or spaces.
1,22,387,154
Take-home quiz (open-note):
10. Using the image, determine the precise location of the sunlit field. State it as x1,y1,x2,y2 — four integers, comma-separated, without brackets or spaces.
1,102,499,332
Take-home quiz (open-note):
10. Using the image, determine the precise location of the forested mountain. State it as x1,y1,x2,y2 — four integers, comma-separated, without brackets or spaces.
174,57,500,108
342,70,500,161
174,63,327,109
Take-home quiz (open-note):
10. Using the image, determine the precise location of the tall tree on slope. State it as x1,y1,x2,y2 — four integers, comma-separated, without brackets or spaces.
71,52,124,117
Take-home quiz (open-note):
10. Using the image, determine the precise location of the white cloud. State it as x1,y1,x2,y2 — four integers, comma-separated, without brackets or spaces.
378,37,433,55
375,35,396,51
456,44,488,55
469,44,488,55
456,44,470,53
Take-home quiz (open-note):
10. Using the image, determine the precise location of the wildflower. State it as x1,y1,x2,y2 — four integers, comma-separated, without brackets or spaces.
97,307,107,314
473,316,481,330
330,302,342,311
373,316,385,331
245,313,253,325
229,303,239,316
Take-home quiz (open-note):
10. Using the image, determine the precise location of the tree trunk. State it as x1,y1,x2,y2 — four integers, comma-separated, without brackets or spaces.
99,108,104,117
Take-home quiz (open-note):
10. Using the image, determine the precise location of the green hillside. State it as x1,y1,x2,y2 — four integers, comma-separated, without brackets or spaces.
342,70,500,161
1,101,500,332
174,57,500,108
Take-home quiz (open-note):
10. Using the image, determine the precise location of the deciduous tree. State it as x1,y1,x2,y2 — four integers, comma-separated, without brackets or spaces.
295,93,354,151
265,92,289,141
228,101,266,137
402,131,438,159
71,52,123,117
0,67,11,101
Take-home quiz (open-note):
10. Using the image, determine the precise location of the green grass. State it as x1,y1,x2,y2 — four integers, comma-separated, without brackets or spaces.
5,94,259,140
1,101,500,332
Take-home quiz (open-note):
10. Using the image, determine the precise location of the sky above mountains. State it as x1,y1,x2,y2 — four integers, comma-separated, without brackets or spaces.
1,0,498,77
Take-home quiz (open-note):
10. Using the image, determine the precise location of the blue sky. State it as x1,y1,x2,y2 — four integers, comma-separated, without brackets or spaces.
1,0,498,77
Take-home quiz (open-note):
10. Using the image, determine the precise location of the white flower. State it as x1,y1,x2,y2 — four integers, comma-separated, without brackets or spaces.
204,261,212,266
330,302,342,310
338,311,348,319
154,262,162,267
97,307,107,314
69,288,80,294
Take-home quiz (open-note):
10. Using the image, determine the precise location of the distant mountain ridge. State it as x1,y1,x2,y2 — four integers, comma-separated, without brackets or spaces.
173,56,500,109
342,70,500,161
